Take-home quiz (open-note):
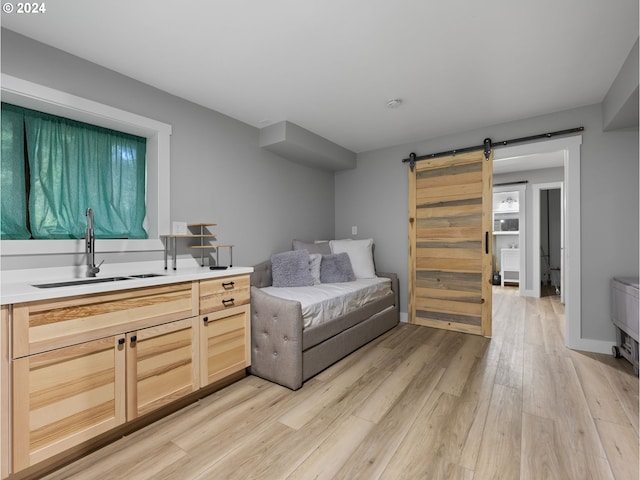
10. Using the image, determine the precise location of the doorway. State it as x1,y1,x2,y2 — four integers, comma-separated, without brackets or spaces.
534,183,564,301
493,135,583,350
492,184,526,296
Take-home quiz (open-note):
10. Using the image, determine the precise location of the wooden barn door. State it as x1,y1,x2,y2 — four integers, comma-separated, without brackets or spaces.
408,149,493,336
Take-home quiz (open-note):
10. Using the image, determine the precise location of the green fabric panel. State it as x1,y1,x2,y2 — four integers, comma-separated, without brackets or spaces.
22,107,147,239
0,104,31,239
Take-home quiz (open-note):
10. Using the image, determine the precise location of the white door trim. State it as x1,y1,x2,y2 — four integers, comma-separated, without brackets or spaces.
494,135,593,352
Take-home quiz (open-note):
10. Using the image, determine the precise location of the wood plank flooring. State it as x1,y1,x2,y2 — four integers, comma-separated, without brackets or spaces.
41,287,638,480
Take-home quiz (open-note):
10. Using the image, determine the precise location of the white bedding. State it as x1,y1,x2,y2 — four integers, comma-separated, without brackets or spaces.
261,277,392,329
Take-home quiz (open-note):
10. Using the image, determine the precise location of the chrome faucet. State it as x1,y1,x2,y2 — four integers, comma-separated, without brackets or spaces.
85,208,102,277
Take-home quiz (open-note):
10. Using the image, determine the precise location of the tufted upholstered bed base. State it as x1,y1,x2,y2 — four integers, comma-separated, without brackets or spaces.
249,260,399,390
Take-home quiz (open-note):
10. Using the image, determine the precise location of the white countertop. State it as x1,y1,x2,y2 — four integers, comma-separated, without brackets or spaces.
1,261,253,305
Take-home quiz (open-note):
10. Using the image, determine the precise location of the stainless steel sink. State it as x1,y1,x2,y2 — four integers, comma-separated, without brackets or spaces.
33,273,165,288
33,276,133,288
127,273,165,278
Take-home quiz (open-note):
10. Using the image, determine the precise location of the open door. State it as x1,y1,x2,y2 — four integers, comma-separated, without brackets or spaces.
408,149,493,336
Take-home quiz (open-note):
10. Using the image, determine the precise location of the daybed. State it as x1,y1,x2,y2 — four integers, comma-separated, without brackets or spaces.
249,239,399,390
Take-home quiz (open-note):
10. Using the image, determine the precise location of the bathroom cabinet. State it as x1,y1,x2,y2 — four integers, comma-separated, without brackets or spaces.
500,248,520,286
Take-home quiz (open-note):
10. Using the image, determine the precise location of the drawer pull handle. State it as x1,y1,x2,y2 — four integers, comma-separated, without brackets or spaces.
118,338,125,345
222,281,235,289
222,298,235,306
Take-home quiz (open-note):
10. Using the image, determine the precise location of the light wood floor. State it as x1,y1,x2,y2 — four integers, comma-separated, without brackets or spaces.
41,287,639,480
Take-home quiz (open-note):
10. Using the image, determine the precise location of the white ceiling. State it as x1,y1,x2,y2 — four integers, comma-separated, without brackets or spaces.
2,0,638,153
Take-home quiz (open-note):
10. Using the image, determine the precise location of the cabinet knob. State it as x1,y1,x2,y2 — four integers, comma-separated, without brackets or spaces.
203,316,209,324
130,335,137,344
118,338,125,345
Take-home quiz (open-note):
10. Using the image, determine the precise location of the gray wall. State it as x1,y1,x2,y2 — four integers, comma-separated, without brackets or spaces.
2,29,638,344
336,104,638,343
1,29,335,268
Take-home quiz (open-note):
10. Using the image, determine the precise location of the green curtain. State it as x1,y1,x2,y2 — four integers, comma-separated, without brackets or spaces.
0,104,31,239
22,107,148,239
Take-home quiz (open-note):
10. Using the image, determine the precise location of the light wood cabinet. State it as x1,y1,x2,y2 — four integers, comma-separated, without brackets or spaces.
126,317,199,420
200,305,250,386
12,282,197,359
1,306,9,480
12,335,126,471
199,274,250,386
4,273,251,477
12,314,202,471
10,283,198,473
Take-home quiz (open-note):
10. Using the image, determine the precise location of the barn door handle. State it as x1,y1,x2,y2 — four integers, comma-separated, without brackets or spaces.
485,232,489,254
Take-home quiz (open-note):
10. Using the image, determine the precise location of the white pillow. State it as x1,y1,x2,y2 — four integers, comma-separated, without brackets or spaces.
329,238,376,279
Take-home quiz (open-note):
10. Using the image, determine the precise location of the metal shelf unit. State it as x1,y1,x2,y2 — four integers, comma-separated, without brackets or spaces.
161,223,233,270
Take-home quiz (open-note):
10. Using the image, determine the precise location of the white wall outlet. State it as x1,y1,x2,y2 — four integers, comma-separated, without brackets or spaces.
352,226,357,235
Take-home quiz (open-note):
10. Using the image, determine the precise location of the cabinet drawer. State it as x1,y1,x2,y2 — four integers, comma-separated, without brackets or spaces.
13,282,198,358
200,274,250,296
200,275,250,314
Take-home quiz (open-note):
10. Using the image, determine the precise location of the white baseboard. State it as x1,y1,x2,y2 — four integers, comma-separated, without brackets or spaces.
567,338,615,355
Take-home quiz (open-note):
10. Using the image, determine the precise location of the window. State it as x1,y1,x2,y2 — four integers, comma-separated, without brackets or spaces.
2,103,147,240
0,74,171,256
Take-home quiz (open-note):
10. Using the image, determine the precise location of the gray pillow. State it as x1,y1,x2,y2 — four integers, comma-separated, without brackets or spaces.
320,252,356,283
271,249,314,287
292,239,331,255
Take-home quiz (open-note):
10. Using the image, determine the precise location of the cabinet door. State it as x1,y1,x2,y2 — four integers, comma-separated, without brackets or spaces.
12,336,125,472
501,249,520,271
199,305,250,386
126,318,199,420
